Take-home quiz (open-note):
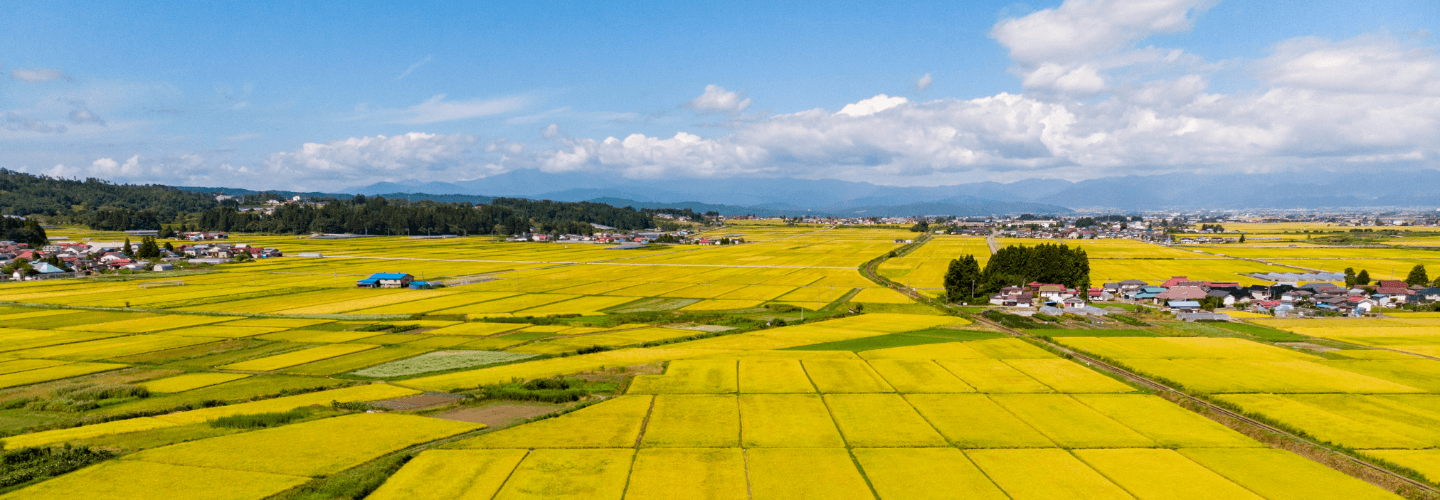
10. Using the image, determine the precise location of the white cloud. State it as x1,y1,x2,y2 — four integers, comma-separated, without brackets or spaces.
390,94,529,124
396,55,434,80
543,123,559,138
5,112,66,134
836,95,908,117
916,73,933,91
1258,34,1440,95
685,85,752,113
10,67,72,82
992,0,1213,66
265,132,478,186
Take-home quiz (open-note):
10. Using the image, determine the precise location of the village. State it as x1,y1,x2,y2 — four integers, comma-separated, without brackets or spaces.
0,230,281,281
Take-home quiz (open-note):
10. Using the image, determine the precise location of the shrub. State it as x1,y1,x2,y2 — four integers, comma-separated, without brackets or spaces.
0,444,115,489
477,378,618,403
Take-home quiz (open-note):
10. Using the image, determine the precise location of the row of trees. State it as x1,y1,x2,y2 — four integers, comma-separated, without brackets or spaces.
0,218,47,247
942,243,1091,303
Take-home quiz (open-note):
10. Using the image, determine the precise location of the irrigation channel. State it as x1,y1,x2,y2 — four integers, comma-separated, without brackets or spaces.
858,241,1440,500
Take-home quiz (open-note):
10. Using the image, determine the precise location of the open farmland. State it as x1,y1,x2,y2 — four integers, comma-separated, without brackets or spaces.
0,225,1429,498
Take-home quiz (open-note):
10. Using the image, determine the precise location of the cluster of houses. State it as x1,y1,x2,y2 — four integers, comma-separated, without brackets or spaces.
0,238,282,282
991,275,1440,318
505,231,746,246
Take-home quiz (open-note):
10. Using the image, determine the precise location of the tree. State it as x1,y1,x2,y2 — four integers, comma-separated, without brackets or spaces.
1238,233,1245,243
943,255,982,303
1406,264,1429,287
910,220,929,233
137,237,161,259
1344,267,1357,288
122,237,134,258
1356,269,1371,286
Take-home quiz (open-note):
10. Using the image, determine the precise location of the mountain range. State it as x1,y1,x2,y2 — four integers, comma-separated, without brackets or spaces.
334,169,1440,215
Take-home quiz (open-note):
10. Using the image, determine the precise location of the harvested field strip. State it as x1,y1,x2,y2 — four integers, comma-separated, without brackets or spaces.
451,395,653,449
220,343,377,371
824,393,947,447
905,394,1054,448
0,329,127,354
1002,359,1134,393
513,295,641,316
713,285,796,301
625,448,749,500
963,338,1056,359
1212,394,1424,449
678,299,767,311
127,413,480,476
0,362,127,389
745,448,874,500
493,448,634,500
802,359,894,393
737,359,815,393
966,448,1134,500
139,372,252,393
255,329,387,343
406,348,719,391
867,359,975,393
640,395,739,447
849,287,915,303
1072,394,1259,448
352,350,538,378
628,359,738,394
0,460,310,500
367,449,528,500
1180,448,1405,500
426,322,529,336
858,341,988,360
854,447,1010,500
97,375,347,416
432,294,580,316
1074,448,1264,500
936,359,1053,393
738,394,846,448
161,325,289,338
990,394,1154,448
817,313,964,333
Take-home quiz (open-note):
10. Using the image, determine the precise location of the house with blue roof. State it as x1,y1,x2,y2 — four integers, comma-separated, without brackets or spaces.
357,272,414,289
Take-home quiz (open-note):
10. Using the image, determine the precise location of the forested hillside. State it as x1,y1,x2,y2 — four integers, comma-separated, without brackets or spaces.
0,169,683,235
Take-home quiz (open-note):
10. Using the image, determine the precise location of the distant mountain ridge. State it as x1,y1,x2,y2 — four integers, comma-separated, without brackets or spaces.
341,169,1440,212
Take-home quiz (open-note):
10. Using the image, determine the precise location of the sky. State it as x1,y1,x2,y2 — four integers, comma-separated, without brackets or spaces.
2,0,1438,192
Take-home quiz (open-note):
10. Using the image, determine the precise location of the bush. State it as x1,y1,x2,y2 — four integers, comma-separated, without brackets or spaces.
208,408,310,429
1110,315,1150,327
477,378,617,403
0,444,115,489
575,345,611,355
982,310,1047,329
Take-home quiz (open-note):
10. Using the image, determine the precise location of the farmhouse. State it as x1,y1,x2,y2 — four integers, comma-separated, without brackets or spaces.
357,272,415,288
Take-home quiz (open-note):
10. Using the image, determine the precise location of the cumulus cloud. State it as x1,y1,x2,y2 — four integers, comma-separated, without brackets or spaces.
1258,34,1440,95
391,94,529,124
265,132,478,185
836,95,908,117
10,67,72,82
915,73,933,91
684,85,752,114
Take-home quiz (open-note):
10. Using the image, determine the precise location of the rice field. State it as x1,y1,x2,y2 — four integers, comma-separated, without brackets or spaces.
0,228,1428,499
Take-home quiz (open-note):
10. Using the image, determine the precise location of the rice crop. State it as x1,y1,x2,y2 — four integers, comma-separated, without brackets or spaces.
352,350,537,378
849,287,915,304
989,394,1155,448
1072,394,1258,448
935,359,1053,393
1358,450,1440,484
963,338,1056,359
1001,359,1134,393
140,372,252,393
451,395,652,449
426,322,529,336
853,447,1010,500
858,341,988,360
904,394,1054,448
433,294,580,316
0,358,71,375
98,375,349,417
367,449,528,500
219,343,377,371
624,448,748,500
406,348,717,391
628,359,738,394
350,291,518,315
274,289,461,315
57,315,240,333
1180,448,1403,500
1119,359,1424,394
737,394,846,448
10,335,220,361
161,325,290,338
128,413,480,476
737,359,815,393
0,460,310,500
966,448,1135,500
867,359,975,393
2,417,176,450
1212,394,1422,449
639,395,739,448
801,359,895,393
152,383,421,425
744,448,874,500
513,295,640,316
492,448,635,500
0,362,127,389
0,329,126,354
1073,448,1265,500
823,393,947,447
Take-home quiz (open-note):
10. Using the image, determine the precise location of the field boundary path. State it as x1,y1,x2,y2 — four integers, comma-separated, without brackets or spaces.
857,246,1440,500
986,234,999,254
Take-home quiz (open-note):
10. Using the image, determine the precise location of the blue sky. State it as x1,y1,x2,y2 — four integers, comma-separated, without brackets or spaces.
2,0,1438,191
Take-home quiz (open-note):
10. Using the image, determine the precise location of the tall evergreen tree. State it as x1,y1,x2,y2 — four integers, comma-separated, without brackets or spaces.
1356,269,1371,286
943,255,982,303
1406,264,1429,287
122,237,134,258
1344,267,1357,288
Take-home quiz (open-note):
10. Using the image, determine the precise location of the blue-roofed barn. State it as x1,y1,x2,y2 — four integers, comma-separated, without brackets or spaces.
357,272,414,289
